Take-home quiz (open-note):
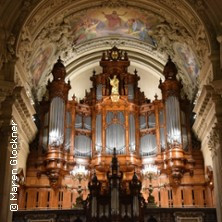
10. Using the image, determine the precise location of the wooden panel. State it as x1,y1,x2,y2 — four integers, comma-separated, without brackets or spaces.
183,187,193,206
38,189,48,209
26,189,36,209
18,189,26,209
49,190,59,208
160,188,168,207
153,188,159,206
205,188,213,206
194,186,204,207
172,187,182,207
62,190,71,209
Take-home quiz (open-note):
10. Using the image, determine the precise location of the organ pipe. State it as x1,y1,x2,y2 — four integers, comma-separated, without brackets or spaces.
165,96,182,144
49,97,65,146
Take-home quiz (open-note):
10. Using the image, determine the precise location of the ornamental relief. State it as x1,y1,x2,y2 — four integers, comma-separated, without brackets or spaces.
0,22,16,70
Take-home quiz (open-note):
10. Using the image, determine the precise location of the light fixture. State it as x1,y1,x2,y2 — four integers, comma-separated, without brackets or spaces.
71,165,88,183
71,165,89,208
142,164,159,206
142,164,159,178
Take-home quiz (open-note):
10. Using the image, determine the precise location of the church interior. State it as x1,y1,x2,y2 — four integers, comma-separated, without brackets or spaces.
0,0,222,222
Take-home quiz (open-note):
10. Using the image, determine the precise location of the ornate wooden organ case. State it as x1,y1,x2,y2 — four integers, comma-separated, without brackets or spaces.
18,47,214,213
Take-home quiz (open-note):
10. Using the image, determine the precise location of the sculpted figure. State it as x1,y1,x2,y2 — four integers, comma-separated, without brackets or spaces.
109,75,119,95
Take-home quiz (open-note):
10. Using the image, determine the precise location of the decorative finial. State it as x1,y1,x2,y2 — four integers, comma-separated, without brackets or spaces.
57,56,63,63
168,55,171,61
154,94,158,100
93,69,96,75
134,69,138,75
102,52,106,60
124,51,128,60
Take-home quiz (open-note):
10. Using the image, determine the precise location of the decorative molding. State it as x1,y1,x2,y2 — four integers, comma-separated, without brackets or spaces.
192,84,222,145
193,85,214,116
101,0,128,7
13,87,37,143
174,211,204,222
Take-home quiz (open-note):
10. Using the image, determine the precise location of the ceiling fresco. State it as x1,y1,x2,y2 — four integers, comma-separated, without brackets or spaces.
30,44,55,86
70,8,160,46
16,1,210,101
173,42,200,85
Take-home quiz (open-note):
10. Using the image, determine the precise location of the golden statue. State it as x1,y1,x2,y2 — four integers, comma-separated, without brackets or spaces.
109,75,119,95
109,75,120,102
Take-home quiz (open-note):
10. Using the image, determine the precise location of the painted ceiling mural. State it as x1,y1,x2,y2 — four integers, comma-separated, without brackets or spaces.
17,3,209,100
70,8,159,46
29,44,55,86
173,42,200,85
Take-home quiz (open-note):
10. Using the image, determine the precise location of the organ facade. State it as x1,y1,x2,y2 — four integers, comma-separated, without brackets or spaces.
16,47,215,221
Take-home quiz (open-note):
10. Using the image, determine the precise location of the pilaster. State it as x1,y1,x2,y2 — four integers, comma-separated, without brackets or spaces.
0,96,15,222
0,85,37,221
208,123,222,222
193,79,222,221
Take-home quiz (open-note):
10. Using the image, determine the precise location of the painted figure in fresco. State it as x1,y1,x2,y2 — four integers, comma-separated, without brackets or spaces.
176,43,199,80
109,75,119,95
127,18,155,45
71,9,158,46
102,11,127,30
30,46,53,86
73,18,99,44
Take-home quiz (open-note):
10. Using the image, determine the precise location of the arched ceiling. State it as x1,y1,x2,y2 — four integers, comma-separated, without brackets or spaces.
9,0,221,101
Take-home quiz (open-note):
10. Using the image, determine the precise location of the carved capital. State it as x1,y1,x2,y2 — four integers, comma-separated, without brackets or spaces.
208,124,222,157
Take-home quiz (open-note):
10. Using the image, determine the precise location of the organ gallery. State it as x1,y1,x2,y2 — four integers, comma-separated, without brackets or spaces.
14,47,216,221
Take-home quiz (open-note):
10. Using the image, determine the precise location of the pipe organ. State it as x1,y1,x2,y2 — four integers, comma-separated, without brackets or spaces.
18,47,214,218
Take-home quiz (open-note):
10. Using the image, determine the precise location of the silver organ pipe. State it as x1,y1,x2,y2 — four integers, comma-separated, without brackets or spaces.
129,113,136,152
95,114,102,152
49,97,65,146
165,96,182,144
42,112,49,151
